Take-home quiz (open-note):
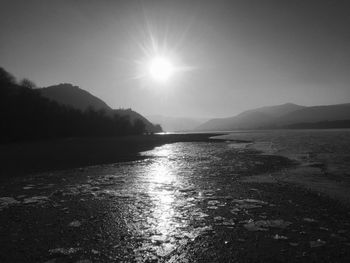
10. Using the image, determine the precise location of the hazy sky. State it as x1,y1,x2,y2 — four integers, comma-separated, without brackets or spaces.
1,0,350,118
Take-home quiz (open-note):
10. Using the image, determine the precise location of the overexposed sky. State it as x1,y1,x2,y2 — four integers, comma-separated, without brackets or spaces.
1,0,350,118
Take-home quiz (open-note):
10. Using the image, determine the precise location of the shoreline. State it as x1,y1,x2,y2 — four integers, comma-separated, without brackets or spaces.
240,163,350,206
212,130,350,206
0,133,226,177
2,131,349,206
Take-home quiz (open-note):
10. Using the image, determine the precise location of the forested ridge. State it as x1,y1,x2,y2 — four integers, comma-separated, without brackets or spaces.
0,67,151,143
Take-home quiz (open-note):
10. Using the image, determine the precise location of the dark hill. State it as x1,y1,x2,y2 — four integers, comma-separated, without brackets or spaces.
251,103,305,118
275,103,350,125
40,84,161,133
0,67,152,142
196,102,350,131
196,103,304,131
40,84,111,111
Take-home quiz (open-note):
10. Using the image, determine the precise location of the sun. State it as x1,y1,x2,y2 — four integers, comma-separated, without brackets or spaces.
132,22,195,84
148,56,175,83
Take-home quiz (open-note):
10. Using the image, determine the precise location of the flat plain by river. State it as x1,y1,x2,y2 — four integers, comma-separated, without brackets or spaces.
1,130,350,262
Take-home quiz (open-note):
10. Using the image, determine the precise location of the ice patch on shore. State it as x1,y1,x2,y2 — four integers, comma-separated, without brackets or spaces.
310,239,326,248
49,247,81,255
68,220,82,227
0,195,51,210
0,197,20,210
23,196,50,205
243,219,292,231
233,199,268,209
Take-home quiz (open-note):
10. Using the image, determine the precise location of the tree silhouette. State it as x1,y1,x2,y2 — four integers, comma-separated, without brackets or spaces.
0,67,148,143
20,78,36,89
0,67,16,84
133,119,146,135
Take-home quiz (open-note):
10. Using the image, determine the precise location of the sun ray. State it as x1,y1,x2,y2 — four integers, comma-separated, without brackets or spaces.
131,13,195,85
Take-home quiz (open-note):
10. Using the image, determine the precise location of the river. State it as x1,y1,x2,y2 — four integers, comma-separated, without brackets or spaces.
1,130,350,262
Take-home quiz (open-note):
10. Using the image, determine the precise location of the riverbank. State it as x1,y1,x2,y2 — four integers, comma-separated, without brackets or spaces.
215,129,350,206
240,164,350,206
0,133,225,177
1,138,349,262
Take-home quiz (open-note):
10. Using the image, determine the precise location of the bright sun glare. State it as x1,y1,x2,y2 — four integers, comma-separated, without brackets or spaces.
133,19,194,85
148,56,174,82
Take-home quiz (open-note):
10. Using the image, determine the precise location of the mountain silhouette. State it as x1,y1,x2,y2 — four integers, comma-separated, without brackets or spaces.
1,66,156,142
196,103,350,131
40,84,161,133
196,103,304,130
274,103,350,125
41,84,111,111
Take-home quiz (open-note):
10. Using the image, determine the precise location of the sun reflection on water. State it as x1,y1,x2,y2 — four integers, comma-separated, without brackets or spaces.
149,163,174,184
134,143,206,258
147,160,177,238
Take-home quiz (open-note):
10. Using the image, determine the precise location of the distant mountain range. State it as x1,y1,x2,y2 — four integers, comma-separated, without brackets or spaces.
146,115,208,132
196,103,350,131
40,84,161,133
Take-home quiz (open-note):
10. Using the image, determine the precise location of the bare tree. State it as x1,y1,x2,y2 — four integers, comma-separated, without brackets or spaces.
20,78,36,89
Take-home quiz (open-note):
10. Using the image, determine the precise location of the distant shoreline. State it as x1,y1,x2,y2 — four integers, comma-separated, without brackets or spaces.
0,133,225,177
